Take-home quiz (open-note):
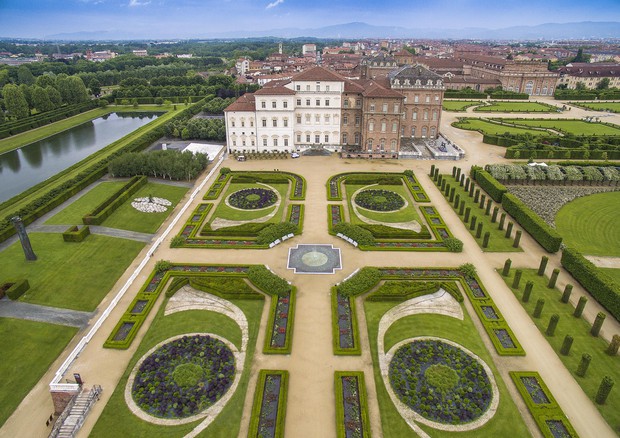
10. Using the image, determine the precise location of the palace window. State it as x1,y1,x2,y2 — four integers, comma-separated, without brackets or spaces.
261,101,266,108
432,110,438,121
272,118,277,127
316,99,321,106
263,139,268,146
344,99,349,108
354,133,360,144
394,103,400,113
392,121,398,133
283,118,288,127
355,116,361,126
423,110,429,120
343,115,349,125
262,119,267,127
342,133,348,143
369,121,374,132
297,98,302,106
315,135,320,143
412,110,418,121
325,99,330,106
273,138,278,147
325,134,329,143
272,101,277,109
284,138,289,147
283,101,288,108
297,115,302,123
306,134,311,142
381,121,387,132
306,99,311,106
370,103,375,112
382,103,388,112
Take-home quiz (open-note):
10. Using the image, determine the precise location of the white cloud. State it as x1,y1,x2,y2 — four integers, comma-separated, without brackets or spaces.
129,0,151,6
266,0,284,9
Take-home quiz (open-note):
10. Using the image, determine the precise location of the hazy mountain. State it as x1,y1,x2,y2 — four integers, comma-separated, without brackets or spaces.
41,21,620,41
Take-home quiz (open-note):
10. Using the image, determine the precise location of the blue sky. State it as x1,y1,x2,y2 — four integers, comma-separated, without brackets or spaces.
0,0,619,38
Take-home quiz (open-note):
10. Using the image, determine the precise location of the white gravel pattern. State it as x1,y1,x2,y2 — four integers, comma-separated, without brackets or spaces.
351,184,422,232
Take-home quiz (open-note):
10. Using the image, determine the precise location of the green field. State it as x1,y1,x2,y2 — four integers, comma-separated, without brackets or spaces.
0,318,77,427
365,300,530,437
91,299,263,438
453,118,549,136
442,100,482,112
0,233,144,311
570,102,620,113
474,101,557,113
555,191,620,257
345,183,422,224
101,182,188,234
502,269,620,431
502,118,620,136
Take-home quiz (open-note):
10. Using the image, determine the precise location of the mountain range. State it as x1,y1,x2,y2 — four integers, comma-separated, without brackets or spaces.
43,21,620,41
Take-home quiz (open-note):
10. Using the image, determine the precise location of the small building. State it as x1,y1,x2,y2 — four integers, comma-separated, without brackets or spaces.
556,63,620,89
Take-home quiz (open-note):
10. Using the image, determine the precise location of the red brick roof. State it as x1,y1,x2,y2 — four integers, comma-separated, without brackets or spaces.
224,93,255,112
362,81,404,98
292,66,346,82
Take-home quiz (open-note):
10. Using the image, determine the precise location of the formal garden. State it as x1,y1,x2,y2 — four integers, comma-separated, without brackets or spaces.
442,100,483,112
570,102,620,113
171,169,305,248
326,172,460,251
473,101,559,113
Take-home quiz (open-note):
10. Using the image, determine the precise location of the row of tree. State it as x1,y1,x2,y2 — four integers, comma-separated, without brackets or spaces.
165,117,226,141
108,149,209,181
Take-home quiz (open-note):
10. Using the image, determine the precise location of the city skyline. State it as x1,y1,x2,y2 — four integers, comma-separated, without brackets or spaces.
0,0,619,39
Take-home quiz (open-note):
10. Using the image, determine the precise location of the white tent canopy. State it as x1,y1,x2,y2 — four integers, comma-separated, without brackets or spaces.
182,143,224,161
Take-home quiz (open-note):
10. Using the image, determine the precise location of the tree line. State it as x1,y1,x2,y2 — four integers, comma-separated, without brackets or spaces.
108,149,209,181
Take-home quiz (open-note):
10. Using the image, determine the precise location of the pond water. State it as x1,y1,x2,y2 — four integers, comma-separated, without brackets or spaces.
0,112,160,203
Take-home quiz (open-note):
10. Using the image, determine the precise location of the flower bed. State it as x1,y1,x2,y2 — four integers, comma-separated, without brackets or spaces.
354,189,405,212
266,294,292,352
248,370,289,438
332,290,360,355
132,335,235,418
228,188,277,210
335,372,371,438
131,196,172,213
389,339,493,424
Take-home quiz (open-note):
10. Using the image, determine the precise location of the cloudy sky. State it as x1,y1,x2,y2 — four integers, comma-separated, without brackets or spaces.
0,0,619,38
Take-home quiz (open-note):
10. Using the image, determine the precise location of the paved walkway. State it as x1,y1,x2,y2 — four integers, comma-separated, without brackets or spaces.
0,298,94,327
2,101,619,438
586,256,620,269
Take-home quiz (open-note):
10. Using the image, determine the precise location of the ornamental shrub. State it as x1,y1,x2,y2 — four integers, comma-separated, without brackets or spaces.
590,312,606,337
256,222,298,245
154,260,173,273
165,277,188,298
248,265,291,296
332,223,375,246
458,263,477,279
337,267,381,297
6,279,29,300
443,237,463,253
595,376,614,404
576,353,591,377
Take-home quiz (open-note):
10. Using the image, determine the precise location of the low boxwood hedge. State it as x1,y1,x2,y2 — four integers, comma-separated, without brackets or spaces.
358,223,431,239
248,265,291,296
332,223,375,246
343,174,402,185
82,175,147,225
247,370,289,438
561,247,620,320
474,169,507,202
334,371,371,438
62,225,90,242
200,222,272,237
189,276,263,300
502,193,562,253
337,267,381,297
165,277,189,298
5,279,30,300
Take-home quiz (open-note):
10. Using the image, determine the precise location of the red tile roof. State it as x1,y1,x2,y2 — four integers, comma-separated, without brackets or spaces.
292,66,346,82
224,93,255,112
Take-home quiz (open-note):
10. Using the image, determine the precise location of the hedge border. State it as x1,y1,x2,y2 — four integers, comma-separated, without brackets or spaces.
473,169,507,203
62,225,90,242
262,289,296,355
5,279,30,300
247,370,289,438
334,371,372,438
332,289,362,355
82,175,147,225
510,371,578,438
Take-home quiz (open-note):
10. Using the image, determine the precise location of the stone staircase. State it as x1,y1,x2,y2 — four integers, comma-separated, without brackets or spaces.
49,385,102,438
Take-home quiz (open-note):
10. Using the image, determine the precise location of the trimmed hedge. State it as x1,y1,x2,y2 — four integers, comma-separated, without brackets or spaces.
474,169,507,202
332,223,375,246
358,223,431,240
200,222,272,237
561,247,620,320
334,371,371,438
189,276,263,300
343,174,402,185
331,290,361,355
165,277,188,298
5,279,30,300
256,222,298,245
337,267,381,297
247,370,289,438
367,281,441,301
248,265,291,296
62,225,91,242
502,193,562,253
82,175,147,225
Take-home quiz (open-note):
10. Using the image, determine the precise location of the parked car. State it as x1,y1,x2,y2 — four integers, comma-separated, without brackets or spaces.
291,153,300,158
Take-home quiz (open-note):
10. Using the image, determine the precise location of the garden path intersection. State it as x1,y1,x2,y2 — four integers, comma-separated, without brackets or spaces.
1,97,618,438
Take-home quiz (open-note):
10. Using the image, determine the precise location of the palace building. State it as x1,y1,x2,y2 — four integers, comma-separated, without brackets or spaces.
224,65,445,158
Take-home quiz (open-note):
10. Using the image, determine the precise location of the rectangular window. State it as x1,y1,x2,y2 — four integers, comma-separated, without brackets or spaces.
370,103,375,112
305,114,311,122
296,85,300,91
394,103,400,113
354,133,360,144
283,101,288,108
263,139,267,146
315,135,320,143
414,95,419,103
434,95,439,102
324,114,330,123
432,110,438,121
425,95,430,103
250,120,254,127
343,115,348,125
381,121,386,132
382,103,388,112
316,84,320,91
261,101,266,108
344,99,349,108
325,134,329,143
306,85,310,91
315,115,320,123
325,99,330,106
392,122,397,132
306,99,311,106
412,111,417,121
423,110,428,121
283,119,288,127
342,133,348,143
284,138,289,147
355,116,360,126
297,134,301,142
326,85,330,91
356,99,361,107
316,99,320,106
232,140,236,146
272,101,277,109
231,120,235,127
273,138,278,147
306,134,311,142
296,115,301,123
251,140,255,146
272,118,277,127
369,121,374,132
241,120,245,127
297,98,302,106
262,119,267,127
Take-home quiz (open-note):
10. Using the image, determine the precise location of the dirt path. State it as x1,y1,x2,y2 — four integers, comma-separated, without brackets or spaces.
2,103,619,438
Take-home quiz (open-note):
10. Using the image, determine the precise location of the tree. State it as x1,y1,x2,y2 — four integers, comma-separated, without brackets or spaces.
88,78,102,97
57,75,89,104
0,69,9,88
2,84,30,119
596,78,610,90
17,65,35,85
572,48,589,63
35,74,57,89
575,81,586,91
46,86,62,107
19,84,33,109
32,85,55,112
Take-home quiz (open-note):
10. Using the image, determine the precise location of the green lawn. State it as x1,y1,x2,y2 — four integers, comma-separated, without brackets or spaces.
364,300,530,437
442,100,482,112
0,318,77,427
0,233,144,311
474,101,557,113
502,269,620,432
91,299,263,438
502,119,620,136
210,182,288,223
600,268,620,286
570,102,620,113
101,182,188,234
345,183,422,224
453,118,549,136
45,181,127,225
555,191,620,257
441,176,521,252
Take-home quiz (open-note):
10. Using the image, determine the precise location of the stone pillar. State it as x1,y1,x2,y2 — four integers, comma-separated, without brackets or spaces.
11,216,37,261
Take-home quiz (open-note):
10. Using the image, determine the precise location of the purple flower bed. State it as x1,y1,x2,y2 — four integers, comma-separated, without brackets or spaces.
424,207,436,215
493,329,516,349
270,295,290,349
329,177,340,198
331,205,342,226
354,189,405,212
520,376,551,405
437,228,449,238
191,214,202,222
341,376,364,438
228,188,277,210
481,306,499,320
465,278,487,298
389,339,493,425
197,204,208,213
256,374,282,438
337,293,355,349
113,322,134,341
290,174,304,198
132,335,235,418
130,300,148,314
546,420,573,438
288,205,301,225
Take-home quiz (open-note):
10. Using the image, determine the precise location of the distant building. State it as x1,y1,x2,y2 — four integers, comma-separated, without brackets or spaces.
302,44,317,56
556,63,620,89
132,49,148,57
236,58,250,76
86,50,116,62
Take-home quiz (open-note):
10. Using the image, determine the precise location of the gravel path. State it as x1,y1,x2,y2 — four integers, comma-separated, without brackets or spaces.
0,297,94,327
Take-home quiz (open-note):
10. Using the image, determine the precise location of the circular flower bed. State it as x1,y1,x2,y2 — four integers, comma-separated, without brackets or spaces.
389,339,492,425
354,189,405,212
228,188,277,210
132,335,235,418
131,196,172,213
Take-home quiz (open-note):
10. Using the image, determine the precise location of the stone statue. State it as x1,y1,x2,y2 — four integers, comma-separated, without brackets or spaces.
10,216,37,261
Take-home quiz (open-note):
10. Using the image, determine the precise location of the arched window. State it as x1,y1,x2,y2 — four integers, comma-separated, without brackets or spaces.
525,81,534,95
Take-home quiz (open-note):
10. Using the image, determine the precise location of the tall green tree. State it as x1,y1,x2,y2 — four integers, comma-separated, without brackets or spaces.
17,65,35,85
596,77,610,90
35,74,57,89
46,85,62,107
32,85,54,112
19,84,33,109
57,75,89,104
0,70,9,88
2,84,30,119
88,78,102,96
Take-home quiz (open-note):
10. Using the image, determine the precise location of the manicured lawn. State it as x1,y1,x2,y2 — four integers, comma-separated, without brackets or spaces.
44,181,127,225
453,118,549,136
210,182,288,223
364,300,530,437
101,182,188,234
0,233,144,311
0,318,77,427
345,183,422,224
502,269,620,431
600,268,620,286
91,299,263,438
570,102,620,113
442,100,482,111
474,101,557,113
502,118,620,136
555,191,620,257
441,175,520,252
